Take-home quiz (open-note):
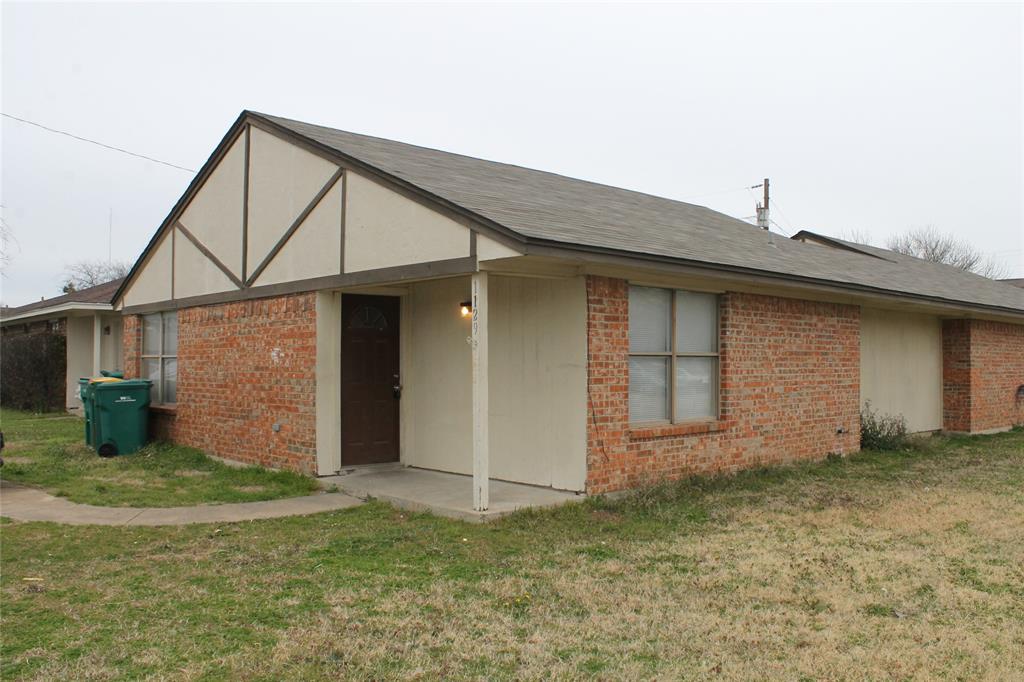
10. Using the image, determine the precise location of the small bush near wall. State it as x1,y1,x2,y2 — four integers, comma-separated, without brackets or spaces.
860,402,908,451
1,331,66,411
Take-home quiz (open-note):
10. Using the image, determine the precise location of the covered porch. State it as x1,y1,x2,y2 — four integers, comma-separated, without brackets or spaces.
314,263,590,516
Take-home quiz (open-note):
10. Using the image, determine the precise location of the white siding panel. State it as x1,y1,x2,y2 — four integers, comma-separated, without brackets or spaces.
173,228,238,299
179,133,245,278
401,275,587,491
477,233,522,261
488,275,587,490
123,232,172,307
344,171,470,273
402,277,473,475
65,316,94,411
254,180,343,287
860,308,943,432
247,127,338,273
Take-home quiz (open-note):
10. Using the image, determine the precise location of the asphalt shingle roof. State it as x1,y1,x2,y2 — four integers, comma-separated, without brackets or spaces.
1,278,123,320
261,114,1024,315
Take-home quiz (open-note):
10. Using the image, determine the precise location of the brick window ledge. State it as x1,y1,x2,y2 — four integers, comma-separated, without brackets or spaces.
149,404,178,415
628,419,728,440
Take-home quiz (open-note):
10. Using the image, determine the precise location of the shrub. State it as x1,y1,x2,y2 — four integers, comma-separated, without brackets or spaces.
1,331,66,411
860,402,908,451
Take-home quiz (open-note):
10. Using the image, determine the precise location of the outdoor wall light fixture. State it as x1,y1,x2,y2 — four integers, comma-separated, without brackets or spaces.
459,301,472,318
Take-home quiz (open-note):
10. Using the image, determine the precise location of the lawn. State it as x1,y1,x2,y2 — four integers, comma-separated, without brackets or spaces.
0,409,318,506
2,427,1022,680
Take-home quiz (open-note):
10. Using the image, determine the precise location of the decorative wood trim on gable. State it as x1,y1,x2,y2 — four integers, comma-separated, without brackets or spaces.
245,114,527,254
245,166,344,287
175,221,245,289
113,116,249,306
339,170,347,274
241,124,251,281
121,256,479,314
113,111,524,308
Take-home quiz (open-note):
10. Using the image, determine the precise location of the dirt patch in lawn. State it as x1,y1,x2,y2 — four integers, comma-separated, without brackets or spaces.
175,470,213,478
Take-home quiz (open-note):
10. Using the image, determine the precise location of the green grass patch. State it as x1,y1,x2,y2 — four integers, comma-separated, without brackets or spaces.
0,409,317,506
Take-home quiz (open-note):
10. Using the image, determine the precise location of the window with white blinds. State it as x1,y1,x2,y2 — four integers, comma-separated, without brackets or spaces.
141,311,177,405
628,286,719,423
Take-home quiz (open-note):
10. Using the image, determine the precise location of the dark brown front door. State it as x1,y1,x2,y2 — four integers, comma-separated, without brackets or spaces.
341,294,400,465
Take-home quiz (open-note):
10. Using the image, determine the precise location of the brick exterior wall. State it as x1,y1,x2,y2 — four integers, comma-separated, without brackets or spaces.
942,319,1024,433
585,276,861,494
124,293,318,473
122,315,141,379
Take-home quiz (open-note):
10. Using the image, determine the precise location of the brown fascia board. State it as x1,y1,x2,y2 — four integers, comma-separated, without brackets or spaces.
523,238,1024,321
790,230,895,262
111,112,251,306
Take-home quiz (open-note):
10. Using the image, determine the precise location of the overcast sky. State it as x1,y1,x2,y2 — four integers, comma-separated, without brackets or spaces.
2,2,1021,306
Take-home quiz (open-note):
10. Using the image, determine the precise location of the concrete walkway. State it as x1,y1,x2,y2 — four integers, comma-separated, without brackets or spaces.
0,480,363,526
320,465,584,522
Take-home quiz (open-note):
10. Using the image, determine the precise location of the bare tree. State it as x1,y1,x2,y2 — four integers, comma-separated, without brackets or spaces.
61,259,131,293
0,210,19,272
837,227,874,245
885,227,1008,279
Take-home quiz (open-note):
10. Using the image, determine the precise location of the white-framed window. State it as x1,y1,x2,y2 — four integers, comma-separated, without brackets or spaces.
141,311,177,404
628,286,719,423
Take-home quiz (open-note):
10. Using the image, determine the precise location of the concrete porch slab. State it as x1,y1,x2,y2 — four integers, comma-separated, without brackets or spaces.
320,466,584,522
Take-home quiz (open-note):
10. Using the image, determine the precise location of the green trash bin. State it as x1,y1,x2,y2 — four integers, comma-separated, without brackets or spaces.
78,377,94,447
79,376,125,450
92,379,153,456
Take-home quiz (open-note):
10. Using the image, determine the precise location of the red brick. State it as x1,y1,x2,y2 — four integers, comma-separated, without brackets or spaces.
943,319,1024,433
123,293,318,473
585,276,861,494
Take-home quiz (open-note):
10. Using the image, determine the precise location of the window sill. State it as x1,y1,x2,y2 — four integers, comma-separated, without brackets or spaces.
149,404,178,415
628,419,727,440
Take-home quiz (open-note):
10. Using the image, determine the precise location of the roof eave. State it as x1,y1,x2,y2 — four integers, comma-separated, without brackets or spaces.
523,238,1024,321
0,302,113,324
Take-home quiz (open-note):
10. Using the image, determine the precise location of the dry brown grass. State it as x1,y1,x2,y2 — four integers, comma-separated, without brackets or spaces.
245,490,1022,680
3,429,1022,680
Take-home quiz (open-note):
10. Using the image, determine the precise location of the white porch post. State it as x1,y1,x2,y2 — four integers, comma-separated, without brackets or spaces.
92,313,103,376
471,271,489,511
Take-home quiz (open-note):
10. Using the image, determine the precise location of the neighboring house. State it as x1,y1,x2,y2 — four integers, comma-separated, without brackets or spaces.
111,111,1024,509
1,278,124,412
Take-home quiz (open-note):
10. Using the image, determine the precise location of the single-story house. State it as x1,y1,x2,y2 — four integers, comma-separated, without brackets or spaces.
1,278,124,413
111,111,1024,509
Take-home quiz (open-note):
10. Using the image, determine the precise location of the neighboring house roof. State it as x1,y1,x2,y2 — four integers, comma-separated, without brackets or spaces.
1,278,123,323
1001,278,1024,289
116,110,1024,317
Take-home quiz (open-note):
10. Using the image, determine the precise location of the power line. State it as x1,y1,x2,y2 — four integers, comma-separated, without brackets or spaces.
767,195,798,236
1,113,196,173
681,185,752,201
769,219,792,237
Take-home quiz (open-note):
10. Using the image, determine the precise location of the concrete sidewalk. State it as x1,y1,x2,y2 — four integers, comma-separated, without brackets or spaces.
320,465,584,522
0,479,362,526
